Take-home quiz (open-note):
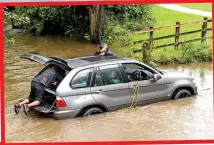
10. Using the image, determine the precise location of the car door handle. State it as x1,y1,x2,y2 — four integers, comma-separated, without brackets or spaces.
95,90,103,94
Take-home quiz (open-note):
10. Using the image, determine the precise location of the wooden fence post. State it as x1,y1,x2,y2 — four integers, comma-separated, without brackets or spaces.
149,27,154,48
201,17,208,43
175,22,180,49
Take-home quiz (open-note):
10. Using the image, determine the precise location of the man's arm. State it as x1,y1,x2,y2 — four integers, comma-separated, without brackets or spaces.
99,47,107,53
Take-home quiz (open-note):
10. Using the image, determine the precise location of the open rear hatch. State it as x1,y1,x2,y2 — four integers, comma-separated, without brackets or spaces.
21,53,71,71
21,53,70,114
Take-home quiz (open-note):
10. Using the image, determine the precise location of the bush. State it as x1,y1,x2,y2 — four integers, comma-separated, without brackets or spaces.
102,23,133,46
129,42,212,65
105,5,155,31
180,42,212,63
4,36,15,44
104,5,155,45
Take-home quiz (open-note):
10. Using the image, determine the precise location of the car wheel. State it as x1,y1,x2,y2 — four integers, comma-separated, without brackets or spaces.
173,89,192,99
81,107,104,117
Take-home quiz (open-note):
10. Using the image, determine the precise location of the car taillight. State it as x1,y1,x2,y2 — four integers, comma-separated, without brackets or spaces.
56,96,67,108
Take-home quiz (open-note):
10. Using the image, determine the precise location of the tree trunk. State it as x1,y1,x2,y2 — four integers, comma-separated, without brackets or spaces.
88,5,105,44
5,7,17,29
11,18,15,28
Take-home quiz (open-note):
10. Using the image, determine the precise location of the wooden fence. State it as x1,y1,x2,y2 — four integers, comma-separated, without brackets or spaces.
133,17,212,53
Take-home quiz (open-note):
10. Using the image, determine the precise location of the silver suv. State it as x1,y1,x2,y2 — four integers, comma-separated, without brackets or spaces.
21,54,197,119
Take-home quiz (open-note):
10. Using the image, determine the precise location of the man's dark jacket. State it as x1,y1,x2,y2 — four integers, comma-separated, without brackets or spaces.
33,68,58,88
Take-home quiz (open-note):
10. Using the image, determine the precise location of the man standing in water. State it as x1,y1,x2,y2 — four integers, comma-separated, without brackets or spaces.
94,43,114,56
14,66,59,115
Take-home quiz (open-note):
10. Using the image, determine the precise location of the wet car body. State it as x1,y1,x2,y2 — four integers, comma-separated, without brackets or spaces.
21,53,198,119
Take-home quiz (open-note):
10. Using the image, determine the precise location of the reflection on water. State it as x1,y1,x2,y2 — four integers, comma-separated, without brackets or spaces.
200,70,205,86
158,62,213,92
4,34,214,142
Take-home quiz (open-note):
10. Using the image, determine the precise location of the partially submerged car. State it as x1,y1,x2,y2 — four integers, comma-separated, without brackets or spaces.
21,53,198,119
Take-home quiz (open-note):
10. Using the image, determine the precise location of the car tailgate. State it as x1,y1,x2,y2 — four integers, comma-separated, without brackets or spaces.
21,53,50,65
21,53,72,70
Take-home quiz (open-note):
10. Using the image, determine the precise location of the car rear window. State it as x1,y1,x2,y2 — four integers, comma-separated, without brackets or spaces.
70,68,93,89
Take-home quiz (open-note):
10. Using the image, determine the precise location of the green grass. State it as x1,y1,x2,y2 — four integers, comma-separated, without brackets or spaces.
117,4,212,64
150,41,212,64
178,3,212,12
132,5,212,48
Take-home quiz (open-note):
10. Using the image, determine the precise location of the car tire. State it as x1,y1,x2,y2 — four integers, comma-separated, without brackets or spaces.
173,89,192,99
81,107,104,117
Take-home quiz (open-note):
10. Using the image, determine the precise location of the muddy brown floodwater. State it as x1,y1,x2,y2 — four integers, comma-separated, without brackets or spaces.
4,33,214,143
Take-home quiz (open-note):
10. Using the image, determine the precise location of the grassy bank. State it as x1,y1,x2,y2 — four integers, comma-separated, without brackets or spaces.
151,41,212,65
117,4,212,65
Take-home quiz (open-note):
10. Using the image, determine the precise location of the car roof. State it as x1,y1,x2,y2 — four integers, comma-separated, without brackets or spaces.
64,56,134,68
21,53,136,70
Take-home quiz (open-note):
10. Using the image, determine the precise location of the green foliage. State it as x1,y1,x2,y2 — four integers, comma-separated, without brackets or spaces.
102,23,133,46
3,7,30,27
4,5,154,45
147,42,212,65
126,41,212,65
12,6,90,36
4,36,15,44
103,5,154,45
180,42,212,63
105,4,154,31
3,7,30,44
151,47,181,64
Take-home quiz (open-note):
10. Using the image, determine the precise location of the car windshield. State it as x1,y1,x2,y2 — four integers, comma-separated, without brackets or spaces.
147,64,164,75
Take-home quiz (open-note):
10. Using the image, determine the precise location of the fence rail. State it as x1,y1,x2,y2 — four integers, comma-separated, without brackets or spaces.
133,17,212,53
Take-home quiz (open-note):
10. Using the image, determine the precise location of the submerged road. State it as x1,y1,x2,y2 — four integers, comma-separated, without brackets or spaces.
4,34,214,142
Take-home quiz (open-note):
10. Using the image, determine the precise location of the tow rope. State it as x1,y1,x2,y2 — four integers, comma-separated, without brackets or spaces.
130,80,140,108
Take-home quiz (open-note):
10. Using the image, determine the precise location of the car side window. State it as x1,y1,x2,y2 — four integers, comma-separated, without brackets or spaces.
96,64,124,86
94,71,104,87
71,68,93,89
122,63,154,81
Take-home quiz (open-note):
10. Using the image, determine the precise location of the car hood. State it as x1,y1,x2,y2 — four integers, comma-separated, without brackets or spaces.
160,69,193,80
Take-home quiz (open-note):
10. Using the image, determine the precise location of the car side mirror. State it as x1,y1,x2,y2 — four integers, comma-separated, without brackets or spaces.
150,74,161,82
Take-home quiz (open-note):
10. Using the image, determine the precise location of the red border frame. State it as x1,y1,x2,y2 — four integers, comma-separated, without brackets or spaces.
0,1,213,144
0,0,214,6
0,4,5,144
